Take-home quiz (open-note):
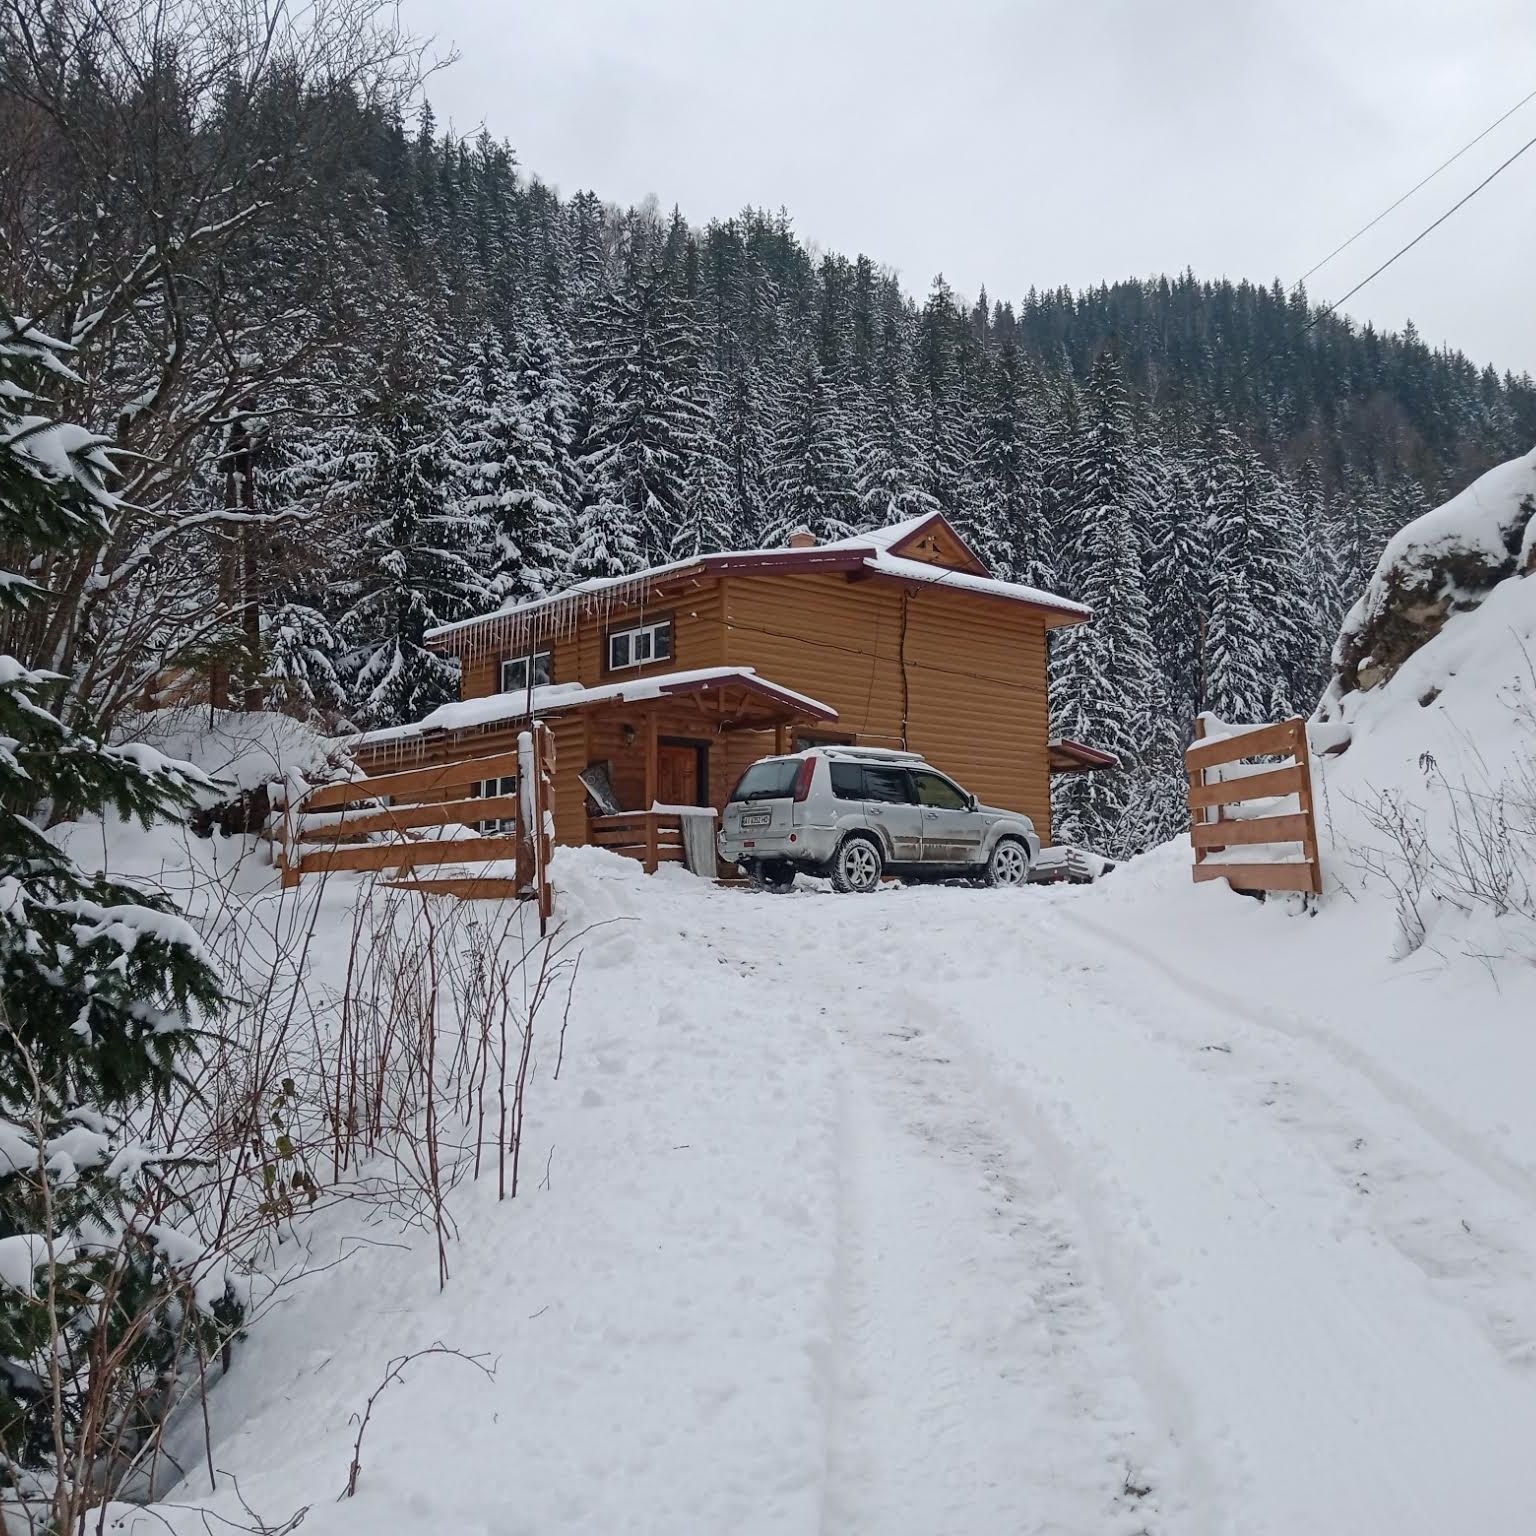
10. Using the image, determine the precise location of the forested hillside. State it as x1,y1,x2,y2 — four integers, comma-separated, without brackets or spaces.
4,0,1534,853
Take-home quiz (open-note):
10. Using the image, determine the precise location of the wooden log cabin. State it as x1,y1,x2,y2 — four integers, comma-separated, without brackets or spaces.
350,513,1098,868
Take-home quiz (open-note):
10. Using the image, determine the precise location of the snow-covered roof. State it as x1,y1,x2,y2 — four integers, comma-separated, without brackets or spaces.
348,666,838,747
425,512,1088,646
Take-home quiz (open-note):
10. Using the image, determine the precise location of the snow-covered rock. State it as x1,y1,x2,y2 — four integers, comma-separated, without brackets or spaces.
1312,447,1536,960
1326,447,1536,700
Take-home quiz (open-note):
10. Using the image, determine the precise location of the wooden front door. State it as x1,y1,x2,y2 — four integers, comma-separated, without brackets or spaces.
657,742,705,807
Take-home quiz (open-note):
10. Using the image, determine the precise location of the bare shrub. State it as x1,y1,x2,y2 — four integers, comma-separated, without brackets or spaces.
2,825,581,1531
1348,660,1536,961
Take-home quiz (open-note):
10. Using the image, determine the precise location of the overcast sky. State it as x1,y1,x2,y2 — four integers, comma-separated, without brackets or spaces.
402,0,1536,376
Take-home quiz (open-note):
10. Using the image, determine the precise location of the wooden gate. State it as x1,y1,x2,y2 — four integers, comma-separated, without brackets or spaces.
1187,716,1322,895
276,724,556,913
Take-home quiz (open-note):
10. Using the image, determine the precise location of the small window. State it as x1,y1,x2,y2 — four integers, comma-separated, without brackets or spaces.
471,774,518,833
607,619,673,672
829,762,865,801
501,651,552,694
912,771,969,810
862,766,916,805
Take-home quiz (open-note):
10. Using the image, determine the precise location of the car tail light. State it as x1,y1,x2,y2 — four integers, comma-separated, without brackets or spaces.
792,757,816,802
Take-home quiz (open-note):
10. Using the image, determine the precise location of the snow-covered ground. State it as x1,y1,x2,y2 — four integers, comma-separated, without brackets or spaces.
84,456,1536,1536
106,837,1536,1536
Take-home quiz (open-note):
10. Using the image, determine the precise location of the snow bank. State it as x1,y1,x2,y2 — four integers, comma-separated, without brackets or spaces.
114,707,346,797
1309,447,1536,961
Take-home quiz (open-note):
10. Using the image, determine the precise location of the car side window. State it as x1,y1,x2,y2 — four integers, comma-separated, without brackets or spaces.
912,771,969,810
862,766,916,805
829,762,864,801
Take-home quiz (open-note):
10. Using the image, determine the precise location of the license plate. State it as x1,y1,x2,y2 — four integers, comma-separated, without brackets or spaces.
740,811,772,828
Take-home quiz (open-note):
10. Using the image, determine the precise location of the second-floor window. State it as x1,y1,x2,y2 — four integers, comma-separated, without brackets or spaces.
607,618,673,671
501,650,552,694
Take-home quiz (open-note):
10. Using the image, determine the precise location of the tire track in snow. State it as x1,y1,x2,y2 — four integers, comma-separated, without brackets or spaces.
1044,903,1536,1368
739,898,1216,1536
1056,904,1536,1217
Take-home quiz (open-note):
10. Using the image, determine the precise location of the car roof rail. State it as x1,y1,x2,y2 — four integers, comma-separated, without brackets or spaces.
815,745,926,763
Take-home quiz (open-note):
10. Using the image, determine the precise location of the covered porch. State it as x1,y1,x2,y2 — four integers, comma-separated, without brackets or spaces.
576,668,840,872
350,667,839,876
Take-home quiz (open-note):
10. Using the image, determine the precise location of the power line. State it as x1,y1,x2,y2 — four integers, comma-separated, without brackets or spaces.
1305,126,1536,333
1295,83,1536,291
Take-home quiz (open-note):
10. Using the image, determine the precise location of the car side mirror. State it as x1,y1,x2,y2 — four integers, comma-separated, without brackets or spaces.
967,794,979,811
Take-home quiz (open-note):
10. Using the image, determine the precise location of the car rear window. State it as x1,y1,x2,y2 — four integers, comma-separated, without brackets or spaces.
829,762,864,800
729,759,801,802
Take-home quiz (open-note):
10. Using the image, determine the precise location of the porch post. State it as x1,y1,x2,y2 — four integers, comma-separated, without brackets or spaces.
774,722,789,756
643,710,659,874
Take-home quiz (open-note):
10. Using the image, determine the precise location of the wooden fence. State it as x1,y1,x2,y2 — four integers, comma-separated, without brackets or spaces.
1187,715,1322,895
276,724,556,922
588,810,685,873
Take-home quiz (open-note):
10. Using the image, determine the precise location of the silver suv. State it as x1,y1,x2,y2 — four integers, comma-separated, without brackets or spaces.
718,747,1041,893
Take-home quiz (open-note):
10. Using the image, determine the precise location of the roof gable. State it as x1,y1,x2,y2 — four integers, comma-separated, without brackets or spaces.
881,513,991,577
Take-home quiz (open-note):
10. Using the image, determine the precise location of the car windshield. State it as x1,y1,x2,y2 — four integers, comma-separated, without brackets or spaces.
729,759,801,802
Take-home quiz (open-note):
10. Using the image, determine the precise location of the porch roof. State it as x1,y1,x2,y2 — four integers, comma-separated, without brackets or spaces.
1048,738,1121,773
350,666,839,748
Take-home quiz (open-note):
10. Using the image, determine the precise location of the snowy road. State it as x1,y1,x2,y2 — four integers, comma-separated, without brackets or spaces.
169,855,1536,1536
702,875,1536,1535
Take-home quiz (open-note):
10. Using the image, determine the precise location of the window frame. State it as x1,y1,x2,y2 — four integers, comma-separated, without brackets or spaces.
861,765,918,806
471,774,519,834
500,649,553,695
911,769,971,811
604,615,675,674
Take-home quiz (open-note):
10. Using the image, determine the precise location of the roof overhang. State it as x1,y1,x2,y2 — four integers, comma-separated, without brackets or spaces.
347,667,839,752
1048,738,1121,773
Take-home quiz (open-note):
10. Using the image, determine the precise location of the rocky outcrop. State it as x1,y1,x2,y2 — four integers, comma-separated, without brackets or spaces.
1328,457,1536,702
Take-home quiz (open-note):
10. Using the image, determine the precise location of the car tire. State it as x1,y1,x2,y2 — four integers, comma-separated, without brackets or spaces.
831,835,884,894
749,859,797,893
983,836,1031,888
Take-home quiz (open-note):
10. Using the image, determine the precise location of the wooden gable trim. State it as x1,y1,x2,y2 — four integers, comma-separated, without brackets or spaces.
883,512,991,577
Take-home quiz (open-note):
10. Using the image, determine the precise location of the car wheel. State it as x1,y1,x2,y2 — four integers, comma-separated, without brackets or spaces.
831,835,884,894
983,837,1031,888
749,859,797,893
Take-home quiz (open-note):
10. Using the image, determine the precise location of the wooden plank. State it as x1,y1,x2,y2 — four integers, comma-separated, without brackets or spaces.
305,751,526,810
382,876,527,900
298,795,519,842
1193,861,1320,893
1190,813,1312,849
1185,719,1302,771
1188,764,1305,809
590,830,682,849
297,835,523,876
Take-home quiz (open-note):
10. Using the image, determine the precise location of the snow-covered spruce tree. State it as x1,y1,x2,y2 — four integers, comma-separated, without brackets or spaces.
1049,353,1173,855
263,600,348,722
575,249,720,565
854,305,941,530
342,399,491,727
567,451,646,581
1142,445,1208,723
0,315,231,1518
1196,422,1271,722
763,346,863,545
449,321,576,604
973,335,1053,587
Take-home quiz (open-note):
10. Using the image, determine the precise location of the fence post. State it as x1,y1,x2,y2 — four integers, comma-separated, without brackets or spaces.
1293,719,1322,896
535,722,556,931
279,773,300,889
